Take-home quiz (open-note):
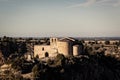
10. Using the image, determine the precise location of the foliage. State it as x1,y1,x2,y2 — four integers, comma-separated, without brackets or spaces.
54,54,65,66
11,57,34,74
32,53,120,80
17,42,27,55
105,40,110,45
0,36,27,59
1,70,26,80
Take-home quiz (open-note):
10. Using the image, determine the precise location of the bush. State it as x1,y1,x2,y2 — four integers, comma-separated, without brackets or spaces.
33,54,120,80
54,54,65,66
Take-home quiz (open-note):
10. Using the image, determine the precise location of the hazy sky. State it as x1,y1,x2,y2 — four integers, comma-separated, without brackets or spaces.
0,0,120,37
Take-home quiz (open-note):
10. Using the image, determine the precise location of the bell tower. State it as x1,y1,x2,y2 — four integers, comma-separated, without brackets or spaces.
50,38,58,48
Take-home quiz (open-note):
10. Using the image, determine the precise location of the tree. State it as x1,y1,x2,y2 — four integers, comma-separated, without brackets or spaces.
105,40,110,45
54,54,65,66
0,37,18,59
17,42,27,55
32,64,40,78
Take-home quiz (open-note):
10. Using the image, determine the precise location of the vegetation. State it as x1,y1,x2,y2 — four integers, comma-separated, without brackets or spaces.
0,36,27,59
31,53,120,80
1,36,120,80
105,40,110,45
0,69,27,80
11,57,34,74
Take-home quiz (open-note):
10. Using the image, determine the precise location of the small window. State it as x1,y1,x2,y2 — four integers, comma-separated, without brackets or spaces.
42,47,44,51
55,39,57,42
52,39,53,42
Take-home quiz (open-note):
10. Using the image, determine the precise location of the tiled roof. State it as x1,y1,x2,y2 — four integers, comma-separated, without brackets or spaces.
59,37,75,42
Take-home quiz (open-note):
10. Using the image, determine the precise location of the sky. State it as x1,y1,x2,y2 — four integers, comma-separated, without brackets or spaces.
0,0,120,37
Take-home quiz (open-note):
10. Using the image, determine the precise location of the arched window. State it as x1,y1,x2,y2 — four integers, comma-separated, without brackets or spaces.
45,52,49,57
54,39,56,42
42,47,44,51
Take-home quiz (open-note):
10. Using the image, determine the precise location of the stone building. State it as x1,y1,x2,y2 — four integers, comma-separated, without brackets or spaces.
34,37,83,58
109,40,119,45
97,40,106,44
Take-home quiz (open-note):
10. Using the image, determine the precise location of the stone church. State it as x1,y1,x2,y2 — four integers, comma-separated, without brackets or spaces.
34,37,83,58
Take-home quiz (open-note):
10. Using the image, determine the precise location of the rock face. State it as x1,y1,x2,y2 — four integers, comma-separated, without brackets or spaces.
34,37,83,58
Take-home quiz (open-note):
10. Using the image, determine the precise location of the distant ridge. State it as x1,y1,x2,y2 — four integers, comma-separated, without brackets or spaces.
75,37,120,40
